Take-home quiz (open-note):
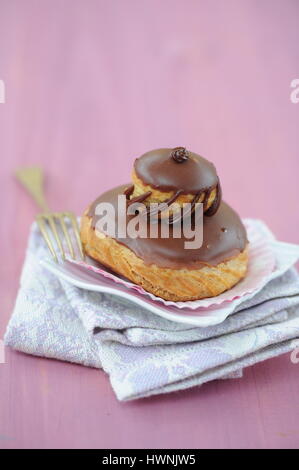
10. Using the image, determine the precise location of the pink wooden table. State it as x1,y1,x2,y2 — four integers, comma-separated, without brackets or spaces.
0,0,299,449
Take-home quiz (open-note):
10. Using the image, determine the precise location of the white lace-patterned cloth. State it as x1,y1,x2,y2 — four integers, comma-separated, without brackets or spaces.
4,223,299,401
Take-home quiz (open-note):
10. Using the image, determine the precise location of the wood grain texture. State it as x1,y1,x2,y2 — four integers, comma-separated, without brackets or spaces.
0,0,299,449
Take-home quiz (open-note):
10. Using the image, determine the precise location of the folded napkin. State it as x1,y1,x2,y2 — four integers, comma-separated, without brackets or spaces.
4,222,299,401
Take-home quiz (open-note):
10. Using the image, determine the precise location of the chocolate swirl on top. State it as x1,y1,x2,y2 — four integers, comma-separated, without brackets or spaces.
171,147,189,163
134,147,221,218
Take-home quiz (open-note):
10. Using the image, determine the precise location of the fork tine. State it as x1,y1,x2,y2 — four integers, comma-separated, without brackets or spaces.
36,215,58,263
67,212,84,260
57,214,75,259
47,214,66,260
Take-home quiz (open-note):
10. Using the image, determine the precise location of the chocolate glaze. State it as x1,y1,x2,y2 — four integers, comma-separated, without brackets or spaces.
205,181,222,216
88,185,248,270
146,189,183,220
124,185,134,199
170,191,202,224
134,147,218,194
134,147,221,217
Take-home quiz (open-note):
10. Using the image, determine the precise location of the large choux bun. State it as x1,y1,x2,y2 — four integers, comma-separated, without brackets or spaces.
80,184,248,302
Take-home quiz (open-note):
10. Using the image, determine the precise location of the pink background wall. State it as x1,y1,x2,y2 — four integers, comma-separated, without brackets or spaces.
0,0,298,449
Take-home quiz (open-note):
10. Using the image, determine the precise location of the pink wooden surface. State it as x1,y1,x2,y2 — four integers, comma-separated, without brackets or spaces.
0,0,299,449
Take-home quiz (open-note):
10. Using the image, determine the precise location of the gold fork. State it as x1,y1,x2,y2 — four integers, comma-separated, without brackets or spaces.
15,167,84,263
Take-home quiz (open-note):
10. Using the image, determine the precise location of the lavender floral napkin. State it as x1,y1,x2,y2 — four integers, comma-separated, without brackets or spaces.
4,222,299,400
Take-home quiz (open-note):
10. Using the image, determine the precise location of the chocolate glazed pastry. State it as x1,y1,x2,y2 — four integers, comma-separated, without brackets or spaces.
131,147,222,219
81,181,249,301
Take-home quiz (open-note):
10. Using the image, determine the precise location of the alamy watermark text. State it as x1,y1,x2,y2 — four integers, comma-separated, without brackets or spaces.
0,340,5,364
0,79,5,103
290,79,299,104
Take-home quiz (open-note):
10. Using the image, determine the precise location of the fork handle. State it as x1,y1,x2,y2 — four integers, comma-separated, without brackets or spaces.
15,167,50,212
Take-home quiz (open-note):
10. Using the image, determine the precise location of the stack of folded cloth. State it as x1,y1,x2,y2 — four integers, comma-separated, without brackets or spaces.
5,221,299,401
